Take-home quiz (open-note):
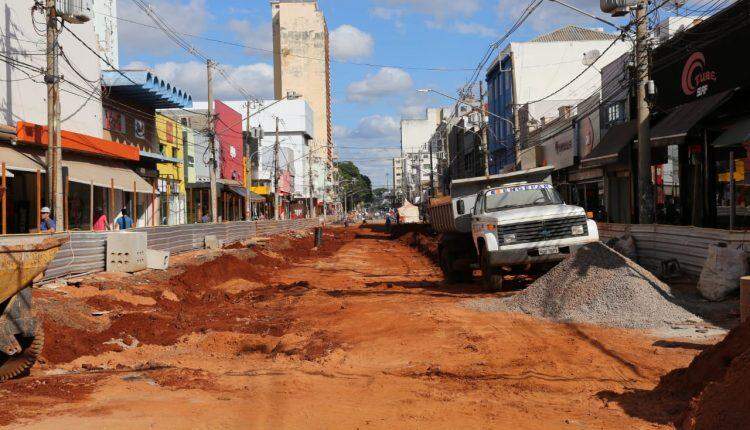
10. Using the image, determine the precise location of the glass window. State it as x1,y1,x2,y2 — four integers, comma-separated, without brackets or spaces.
607,102,624,124
484,184,564,212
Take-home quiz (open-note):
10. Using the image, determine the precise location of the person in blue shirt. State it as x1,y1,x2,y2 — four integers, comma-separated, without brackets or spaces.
39,207,57,233
116,208,134,230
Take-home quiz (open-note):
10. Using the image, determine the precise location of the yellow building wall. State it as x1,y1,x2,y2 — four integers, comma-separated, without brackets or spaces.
155,114,185,194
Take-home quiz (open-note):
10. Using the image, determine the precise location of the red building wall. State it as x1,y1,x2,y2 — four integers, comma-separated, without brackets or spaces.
214,100,244,183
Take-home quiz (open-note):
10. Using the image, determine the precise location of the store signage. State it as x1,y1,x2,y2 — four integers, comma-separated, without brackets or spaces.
134,119,146,139
681,52,717,98
652,7,749,110
104,109,126,133
542,128,575,170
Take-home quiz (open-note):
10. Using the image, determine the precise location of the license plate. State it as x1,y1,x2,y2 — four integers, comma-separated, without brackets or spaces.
538,246,559,255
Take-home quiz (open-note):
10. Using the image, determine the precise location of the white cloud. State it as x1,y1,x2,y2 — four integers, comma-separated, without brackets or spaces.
451,21,499,38
370,7,405,29
125,61,274,101
228,19,273,58
334,116,399,140
118,0,211,57
330,25,375,60
347,67,413,103
354,115,400,139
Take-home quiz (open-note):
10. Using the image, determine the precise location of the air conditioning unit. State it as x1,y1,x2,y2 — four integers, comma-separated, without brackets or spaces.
600,0,636,17
57,0,93,24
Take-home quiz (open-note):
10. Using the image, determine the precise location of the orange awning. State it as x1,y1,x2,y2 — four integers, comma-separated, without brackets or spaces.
16,122,140,161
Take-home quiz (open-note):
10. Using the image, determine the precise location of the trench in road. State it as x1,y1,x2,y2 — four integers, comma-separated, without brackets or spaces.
1,225,703,429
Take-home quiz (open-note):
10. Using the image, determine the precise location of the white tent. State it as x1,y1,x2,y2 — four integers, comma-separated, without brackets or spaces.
397,200,420,224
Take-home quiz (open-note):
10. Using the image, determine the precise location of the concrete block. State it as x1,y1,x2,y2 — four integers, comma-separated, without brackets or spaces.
106,232,147,273
205,235,222,250
147,249,170,270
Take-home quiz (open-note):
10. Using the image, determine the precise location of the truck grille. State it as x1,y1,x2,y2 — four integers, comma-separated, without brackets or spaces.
499,216,588,244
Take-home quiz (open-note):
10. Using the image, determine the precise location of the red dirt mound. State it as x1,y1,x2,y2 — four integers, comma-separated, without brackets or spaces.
597,320,750,428
675,320,750,429
39,228,352,365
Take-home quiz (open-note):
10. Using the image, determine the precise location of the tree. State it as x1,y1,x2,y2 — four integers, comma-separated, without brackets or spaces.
335,161,373,210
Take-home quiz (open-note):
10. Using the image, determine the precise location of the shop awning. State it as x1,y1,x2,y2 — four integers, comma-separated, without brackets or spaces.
16,122,140,161
102,70,193,109
0,144,45,173
651,90,734,147
713,116,750,148
580,121,637,167
62,155,154,193
187,182,264,202
140,150,182,163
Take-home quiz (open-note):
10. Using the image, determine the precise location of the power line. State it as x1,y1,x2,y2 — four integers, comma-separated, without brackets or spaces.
87,8,475,72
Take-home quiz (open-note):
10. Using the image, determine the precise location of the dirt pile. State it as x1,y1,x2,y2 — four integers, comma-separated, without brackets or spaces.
391,226,439,263
671,320,750,429
501,242,700,328
37,228,351,365
598,320,750,429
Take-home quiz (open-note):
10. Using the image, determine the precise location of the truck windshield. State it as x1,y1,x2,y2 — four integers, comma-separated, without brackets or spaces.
484,184,563,212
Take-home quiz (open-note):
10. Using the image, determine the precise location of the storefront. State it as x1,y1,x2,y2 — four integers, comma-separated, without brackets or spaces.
651,0,750,229
2,123,154,233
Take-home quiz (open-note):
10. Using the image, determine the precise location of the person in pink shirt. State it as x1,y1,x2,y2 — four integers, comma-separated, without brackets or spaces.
92,207,109,232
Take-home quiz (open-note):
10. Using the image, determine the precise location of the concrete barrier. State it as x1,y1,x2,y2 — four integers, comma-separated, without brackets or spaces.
41,218,321,282
597,222,750,277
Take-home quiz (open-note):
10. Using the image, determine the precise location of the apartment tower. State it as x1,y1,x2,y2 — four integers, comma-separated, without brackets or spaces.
271,0,332,200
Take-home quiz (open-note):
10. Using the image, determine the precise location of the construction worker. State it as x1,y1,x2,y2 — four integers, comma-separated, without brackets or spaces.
39,207,57,233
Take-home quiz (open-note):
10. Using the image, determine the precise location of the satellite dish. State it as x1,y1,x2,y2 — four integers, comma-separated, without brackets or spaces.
582,50,602,67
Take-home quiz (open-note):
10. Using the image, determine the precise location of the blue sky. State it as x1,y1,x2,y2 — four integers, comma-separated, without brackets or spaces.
117,0,638,187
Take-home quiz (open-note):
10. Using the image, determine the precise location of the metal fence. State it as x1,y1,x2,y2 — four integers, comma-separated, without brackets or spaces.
43,218,321,282
597,223,750,277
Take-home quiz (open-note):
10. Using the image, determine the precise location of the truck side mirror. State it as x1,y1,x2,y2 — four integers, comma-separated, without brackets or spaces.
456,200,465,215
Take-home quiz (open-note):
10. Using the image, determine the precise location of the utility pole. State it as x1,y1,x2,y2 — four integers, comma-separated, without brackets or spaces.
308,147,314,218
245,101,251,220
46,0,63,229
428,138,435,198
207,60,218,223
273,116,280,220
636,0,653,224
479,81,490,176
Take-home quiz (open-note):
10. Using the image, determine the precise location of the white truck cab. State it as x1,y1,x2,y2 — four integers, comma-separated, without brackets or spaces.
427,166,599,291
471,182,598,289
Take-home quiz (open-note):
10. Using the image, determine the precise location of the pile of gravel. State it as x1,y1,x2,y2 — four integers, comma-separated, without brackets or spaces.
467,242,702,329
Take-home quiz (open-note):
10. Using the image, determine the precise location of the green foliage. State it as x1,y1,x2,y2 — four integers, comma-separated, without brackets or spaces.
336,161,373,208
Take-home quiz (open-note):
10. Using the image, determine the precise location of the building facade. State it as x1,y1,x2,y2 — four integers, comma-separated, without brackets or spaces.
485,25,632,173
272,0,333,203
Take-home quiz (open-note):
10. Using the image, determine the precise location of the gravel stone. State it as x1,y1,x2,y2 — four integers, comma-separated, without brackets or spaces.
464,242,702,329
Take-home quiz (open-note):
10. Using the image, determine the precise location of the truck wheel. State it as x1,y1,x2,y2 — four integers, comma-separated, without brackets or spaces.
0,324,44,382
481,249,504,291
439,248,470,283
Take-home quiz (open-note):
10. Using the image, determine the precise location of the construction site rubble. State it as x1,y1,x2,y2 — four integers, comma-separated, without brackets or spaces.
468,242,702,329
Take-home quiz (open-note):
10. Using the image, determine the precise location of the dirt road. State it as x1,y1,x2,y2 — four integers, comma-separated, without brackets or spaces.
1,226,707,429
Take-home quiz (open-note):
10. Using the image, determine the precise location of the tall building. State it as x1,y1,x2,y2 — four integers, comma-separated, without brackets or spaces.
272,0,332,205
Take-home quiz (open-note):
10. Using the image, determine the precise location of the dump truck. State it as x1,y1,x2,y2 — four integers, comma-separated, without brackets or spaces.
0,234,67,381
428,166,599,290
